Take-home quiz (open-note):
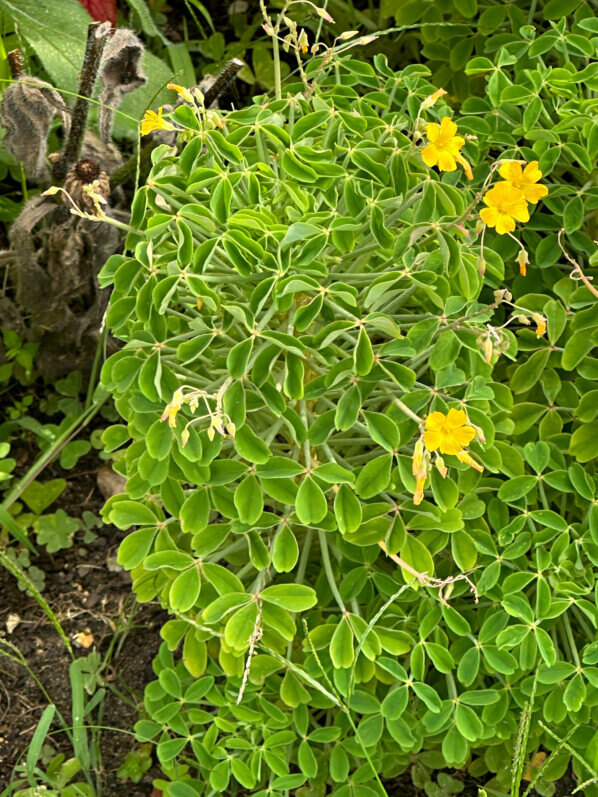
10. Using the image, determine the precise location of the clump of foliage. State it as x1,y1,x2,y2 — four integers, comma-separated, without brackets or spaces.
96,6,596,797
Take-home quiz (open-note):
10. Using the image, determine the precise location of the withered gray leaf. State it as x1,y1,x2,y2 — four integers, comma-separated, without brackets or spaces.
99,29,146,141
0,76,69,181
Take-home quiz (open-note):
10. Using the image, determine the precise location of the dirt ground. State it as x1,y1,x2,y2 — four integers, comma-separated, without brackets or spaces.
0,453,165,794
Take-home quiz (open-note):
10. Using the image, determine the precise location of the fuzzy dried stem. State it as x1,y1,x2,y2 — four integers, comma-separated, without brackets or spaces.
237,600,263,704
7,50,24,79
203,58,244,107
378,540,479,603
558,228,598,299
52,22,110,182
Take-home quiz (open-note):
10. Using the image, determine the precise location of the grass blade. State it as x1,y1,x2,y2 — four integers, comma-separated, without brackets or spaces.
0,504,36,552
70,659,90,771
25,704,56,785
0,549,73,656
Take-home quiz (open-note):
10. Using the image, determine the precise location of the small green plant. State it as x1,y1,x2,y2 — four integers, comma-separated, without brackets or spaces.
0,328,38,385
116,743,153,784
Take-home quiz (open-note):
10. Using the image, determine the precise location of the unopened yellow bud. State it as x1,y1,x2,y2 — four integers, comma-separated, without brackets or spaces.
181,428,190,446
315,7,335,22
435,455,447,478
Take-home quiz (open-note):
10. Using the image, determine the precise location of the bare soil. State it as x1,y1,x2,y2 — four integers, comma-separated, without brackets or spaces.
0,452,165,794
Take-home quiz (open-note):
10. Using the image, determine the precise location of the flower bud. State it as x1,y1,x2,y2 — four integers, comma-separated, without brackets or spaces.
315,7,335,22
435,455,447,478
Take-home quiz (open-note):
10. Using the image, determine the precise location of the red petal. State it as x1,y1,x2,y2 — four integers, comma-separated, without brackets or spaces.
77,0,117,25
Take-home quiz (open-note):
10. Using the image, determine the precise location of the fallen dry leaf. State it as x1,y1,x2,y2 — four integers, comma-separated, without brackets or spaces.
74,630,95,649
6,613,21,634
523,751,547,781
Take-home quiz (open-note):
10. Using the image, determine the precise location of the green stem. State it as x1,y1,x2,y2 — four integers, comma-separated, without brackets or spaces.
562,614,581,667
85,325,108,409
318,530,345,612
2,397,107,511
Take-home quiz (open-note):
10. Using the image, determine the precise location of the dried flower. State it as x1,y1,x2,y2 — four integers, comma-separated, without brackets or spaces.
532,313,547,338
456,450,484,473
517,248,530,276
167,83,194,103
420,87,448,111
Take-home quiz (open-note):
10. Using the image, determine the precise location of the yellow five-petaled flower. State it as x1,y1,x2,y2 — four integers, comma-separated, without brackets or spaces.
498,160,548,204
141,107,174,136
423,408,476,456
421,117,472,179
480,182,530,236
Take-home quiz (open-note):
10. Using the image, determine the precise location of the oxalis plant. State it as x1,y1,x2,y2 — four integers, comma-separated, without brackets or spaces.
98,11,598,797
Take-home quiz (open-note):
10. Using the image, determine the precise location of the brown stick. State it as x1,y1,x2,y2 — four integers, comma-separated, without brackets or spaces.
52,22,111,182
7,49,24,79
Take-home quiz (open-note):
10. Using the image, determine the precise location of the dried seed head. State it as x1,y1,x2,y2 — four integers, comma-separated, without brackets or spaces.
99,29,146,141
0,75,69,181
63,159,110,215
75,158,102,183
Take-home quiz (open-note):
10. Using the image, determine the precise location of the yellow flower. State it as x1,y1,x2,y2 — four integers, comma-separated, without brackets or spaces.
480,182,530,235
421,116,469,174
498,161,548,204
140,107,174,136
423,409,476,456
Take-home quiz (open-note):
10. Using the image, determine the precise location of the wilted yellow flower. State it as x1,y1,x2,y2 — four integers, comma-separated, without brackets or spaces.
413,474,426,506
423,409,476,456
434,454,447,478
483,334,493,365
498,161,548,204
167,83,194,103
141,107,174,136
456,450,484,473
480,182,529,235
412,437,426,478
420,87,448,111
421,117,470,176
517,248,530,276
161,388,184,428
532,313,546,338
